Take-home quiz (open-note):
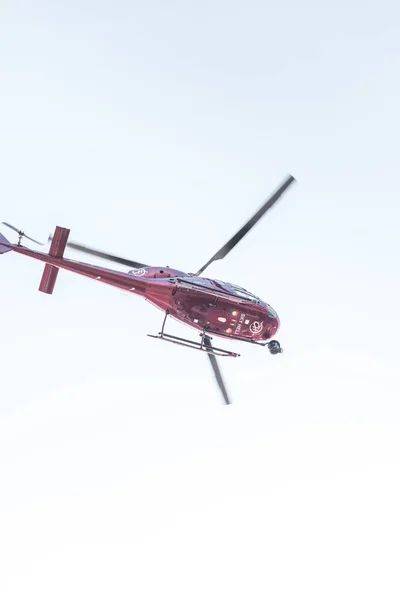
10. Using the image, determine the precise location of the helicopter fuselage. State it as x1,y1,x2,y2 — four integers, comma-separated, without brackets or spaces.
3,239,279,345
128,266,279,343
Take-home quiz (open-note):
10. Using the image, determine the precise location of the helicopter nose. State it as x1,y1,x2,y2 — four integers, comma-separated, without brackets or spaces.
266,317,279,337
262,308,280,339
261,323,279,341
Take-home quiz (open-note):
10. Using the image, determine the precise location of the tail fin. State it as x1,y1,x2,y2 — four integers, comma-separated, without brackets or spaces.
0,231,12,254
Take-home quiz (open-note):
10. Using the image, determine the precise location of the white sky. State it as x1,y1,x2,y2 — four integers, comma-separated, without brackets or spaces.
1,1,400,598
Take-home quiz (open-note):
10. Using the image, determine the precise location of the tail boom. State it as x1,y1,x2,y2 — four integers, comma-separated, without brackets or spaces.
2,224,151,296
11,243,149,296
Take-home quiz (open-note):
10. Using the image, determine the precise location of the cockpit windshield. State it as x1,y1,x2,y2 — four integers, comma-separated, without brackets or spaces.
180,276,261,302
214,280,260,302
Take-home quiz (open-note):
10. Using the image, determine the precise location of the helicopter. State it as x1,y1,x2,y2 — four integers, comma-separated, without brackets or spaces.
0,174,295,405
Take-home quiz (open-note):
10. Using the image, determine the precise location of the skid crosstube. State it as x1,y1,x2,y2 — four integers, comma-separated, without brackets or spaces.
147,311,240,357
147,331,239,357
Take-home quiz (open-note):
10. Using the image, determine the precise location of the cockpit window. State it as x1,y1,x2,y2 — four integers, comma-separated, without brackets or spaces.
267,304,278,318
215,280,259,301
183,276,260,302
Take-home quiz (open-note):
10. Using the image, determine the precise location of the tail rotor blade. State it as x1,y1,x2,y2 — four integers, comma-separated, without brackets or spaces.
2,222,44,245
23,233,45,245
2,222,20,234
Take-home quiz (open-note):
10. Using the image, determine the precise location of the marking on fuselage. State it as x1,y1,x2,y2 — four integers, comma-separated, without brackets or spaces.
250,321,263,334
131,268,147,277
234,313,246,334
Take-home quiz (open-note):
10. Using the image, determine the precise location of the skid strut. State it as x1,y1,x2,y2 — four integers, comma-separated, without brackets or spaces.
147,312,240,358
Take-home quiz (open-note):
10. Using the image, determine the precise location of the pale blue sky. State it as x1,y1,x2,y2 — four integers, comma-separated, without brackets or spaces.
1,1,400,598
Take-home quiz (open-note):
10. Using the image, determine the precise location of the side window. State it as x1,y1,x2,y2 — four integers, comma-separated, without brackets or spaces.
228,283,257,300
212,279,228,292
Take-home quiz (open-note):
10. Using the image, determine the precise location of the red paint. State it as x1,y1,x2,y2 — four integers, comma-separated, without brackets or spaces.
2,237,280,345
39,264,60,295
48,226,70,258
39,226,70,294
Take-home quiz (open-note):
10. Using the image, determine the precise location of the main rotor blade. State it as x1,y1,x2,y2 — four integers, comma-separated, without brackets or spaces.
2,222,44,245
48,236,148,269
194,174,296,276
203,335,231,405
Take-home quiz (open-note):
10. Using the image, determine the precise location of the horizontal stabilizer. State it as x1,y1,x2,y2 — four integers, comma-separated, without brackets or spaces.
38,226,70,295
39,264,60,294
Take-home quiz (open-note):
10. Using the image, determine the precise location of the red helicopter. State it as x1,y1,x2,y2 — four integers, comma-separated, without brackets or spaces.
0,174,295,404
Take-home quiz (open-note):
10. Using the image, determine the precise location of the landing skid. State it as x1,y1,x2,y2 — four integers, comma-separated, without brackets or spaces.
147,312,240,358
